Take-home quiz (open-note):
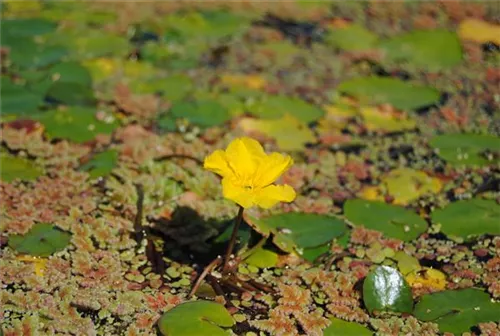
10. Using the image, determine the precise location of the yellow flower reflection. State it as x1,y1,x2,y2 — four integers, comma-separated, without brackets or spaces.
204,137,296,209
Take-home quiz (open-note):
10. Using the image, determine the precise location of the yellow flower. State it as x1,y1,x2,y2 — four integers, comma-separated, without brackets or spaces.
204,137,296,209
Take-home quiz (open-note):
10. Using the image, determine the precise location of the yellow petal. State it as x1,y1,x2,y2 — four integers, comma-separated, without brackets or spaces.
222,177,255,208
253,152,293,188
204,149,234,178
253,184,296,209
225,137,266,182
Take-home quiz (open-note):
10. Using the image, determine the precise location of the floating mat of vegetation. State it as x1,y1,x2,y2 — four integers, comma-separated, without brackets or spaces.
1,1,499,335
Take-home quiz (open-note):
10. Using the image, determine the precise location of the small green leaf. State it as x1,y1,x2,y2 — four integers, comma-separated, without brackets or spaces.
344,199,427,241
323,318,373,336
47,61,93,87
72,31,130,59
158,301,234,336
8,223,72,257
337,77,440,110
245,247,278,268
414,288,500,335
80,150,119,179
162,100,231,129
9,42,68,70
0,152,44,182
248,213,348,254
429,133,500,167
301,244,330,263
326,24,378,51
130,74,193,101
250,95,324,123
1,77,43,116
431,199,500,239
380,30,462,71
46,82,95,106
35,107,118,143
1,18,58,38
363,265,413,314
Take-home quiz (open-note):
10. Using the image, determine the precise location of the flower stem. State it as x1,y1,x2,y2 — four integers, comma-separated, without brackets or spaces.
223,205,244,273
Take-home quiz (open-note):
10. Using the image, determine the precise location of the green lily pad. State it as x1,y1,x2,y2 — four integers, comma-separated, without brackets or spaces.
46,61,93,87
130,74,193,101
301,244,330,263
247,213,348,255
8,41,68,70
337,77,440,110
431,199,500,239
163,10,250,41
67,30,130,59
380,30,462,71
325,24,378,51
250,95,324,123
380,168,442,206
0,151,44,182
80,150,118,179
429,133,500,167
363,265,413,314
46,82,95,106
245,247,278,268
1,18,58,38
344,199,427,241
8,223,72,257
414,288,500,335
256,41,302,66
160,100,231,129
324,318,373,336
35,107,118,143
158,301,234,336
1,77,43,116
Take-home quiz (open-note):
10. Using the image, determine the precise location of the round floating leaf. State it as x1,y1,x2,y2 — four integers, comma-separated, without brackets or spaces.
325,24,378,51
130,74,193,101
158,301,234,336
46,82,95,106
1,18,57,38
80,150,118,179
35,107,118,143
344,199,427,241
414,288,500,335
323,318,372,336
239,114,316,151
256,41,302,66
9,41,68,70
380,30,462,70
360,168,442,206
69,30,130,59
360,106,416,133
245,247,278,268
163,10,250,40
8,223,72,257
337,77,440,110
301,244,330,263
0,152,44,182
431,199,500,239
1,77,43,116
363,265,413,314
248,213,348,254
429,133,500,167
162,100,231,129
47,61,93,87
250,95,324,123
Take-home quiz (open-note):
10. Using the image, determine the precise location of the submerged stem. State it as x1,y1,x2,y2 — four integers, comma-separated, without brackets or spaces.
223,205,244,273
